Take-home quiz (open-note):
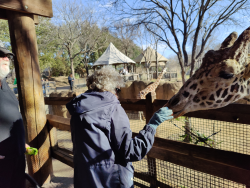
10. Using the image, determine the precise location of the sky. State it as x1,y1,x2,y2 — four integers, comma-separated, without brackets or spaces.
52,0,250,59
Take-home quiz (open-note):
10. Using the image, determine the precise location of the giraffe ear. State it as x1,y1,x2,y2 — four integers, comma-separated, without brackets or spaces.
220,32,238,49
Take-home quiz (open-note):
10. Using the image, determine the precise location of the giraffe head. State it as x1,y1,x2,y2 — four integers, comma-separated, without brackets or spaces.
165,27,250,118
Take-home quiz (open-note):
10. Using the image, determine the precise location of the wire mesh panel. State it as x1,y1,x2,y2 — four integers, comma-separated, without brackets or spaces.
154,117,250,155
133,157,246,188
127,111,249,187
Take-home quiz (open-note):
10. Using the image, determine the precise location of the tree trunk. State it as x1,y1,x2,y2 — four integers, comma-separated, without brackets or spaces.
70,58,75,77
184,117,191,143
70,58,75,90
86,66,89,76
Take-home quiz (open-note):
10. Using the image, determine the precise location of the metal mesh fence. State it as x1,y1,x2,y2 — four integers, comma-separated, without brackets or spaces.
55,110,249,187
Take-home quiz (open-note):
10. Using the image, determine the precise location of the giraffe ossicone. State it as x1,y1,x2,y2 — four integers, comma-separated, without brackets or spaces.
165,27,250,118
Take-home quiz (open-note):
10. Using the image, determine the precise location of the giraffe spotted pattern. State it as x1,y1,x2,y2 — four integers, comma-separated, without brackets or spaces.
164,27,250,118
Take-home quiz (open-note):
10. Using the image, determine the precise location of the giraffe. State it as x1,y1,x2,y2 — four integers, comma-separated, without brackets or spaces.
137,67,167,121
165,27,250,118
137,67,167,99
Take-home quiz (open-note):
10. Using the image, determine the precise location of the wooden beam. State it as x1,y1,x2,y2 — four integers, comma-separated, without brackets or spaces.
153,100,250,124
132,133,250,185
44,97,74,105
7,10,52,186
0,8,39,24
46,114,71,131
51,148,74,168
148,146,250,185
0,0,52,17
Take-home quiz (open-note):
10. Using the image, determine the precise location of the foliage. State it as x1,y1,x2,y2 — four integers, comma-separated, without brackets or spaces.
75,63,87,77
0,20,10,46
0,6,141,78
50,56,70,76
174,118,222,148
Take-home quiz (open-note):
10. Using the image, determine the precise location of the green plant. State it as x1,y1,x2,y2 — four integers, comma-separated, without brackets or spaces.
173,117,222,148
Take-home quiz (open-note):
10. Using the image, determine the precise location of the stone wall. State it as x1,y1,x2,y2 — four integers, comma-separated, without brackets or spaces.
120,80,183,100
48,81,183,118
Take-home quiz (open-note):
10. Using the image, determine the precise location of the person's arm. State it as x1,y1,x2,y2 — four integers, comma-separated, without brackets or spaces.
111,105,172,162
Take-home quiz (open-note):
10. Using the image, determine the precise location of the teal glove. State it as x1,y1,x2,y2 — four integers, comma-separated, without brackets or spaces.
148,107,173,130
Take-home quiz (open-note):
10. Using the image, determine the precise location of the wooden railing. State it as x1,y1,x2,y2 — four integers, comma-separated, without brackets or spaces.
45,94,250,187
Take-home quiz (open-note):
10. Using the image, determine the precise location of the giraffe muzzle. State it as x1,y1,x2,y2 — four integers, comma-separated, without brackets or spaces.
164,95,186,118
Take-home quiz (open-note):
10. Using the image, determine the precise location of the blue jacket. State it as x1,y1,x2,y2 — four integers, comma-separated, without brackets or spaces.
66,90,156,188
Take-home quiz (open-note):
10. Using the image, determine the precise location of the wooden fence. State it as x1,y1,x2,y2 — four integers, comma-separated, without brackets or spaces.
44,94,250,187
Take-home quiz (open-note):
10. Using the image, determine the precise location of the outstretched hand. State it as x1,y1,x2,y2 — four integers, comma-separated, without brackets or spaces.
148,107,173,130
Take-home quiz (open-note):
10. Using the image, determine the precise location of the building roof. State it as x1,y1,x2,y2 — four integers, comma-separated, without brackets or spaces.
92,42,135,67
134,47,168,63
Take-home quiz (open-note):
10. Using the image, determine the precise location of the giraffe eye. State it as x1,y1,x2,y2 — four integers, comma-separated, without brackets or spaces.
219,71,234,79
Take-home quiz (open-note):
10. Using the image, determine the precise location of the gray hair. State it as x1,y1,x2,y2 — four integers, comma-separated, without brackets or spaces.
87,66,124,92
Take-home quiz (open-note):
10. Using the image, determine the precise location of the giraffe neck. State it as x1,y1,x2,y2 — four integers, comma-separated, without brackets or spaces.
138,69,166,99
150,69,166,89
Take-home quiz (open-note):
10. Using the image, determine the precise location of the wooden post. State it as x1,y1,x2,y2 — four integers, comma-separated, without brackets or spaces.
145,93,157,187
7,11,53,186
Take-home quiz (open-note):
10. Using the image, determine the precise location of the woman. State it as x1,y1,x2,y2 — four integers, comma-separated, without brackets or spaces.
66,66,173,188
68,74,74,90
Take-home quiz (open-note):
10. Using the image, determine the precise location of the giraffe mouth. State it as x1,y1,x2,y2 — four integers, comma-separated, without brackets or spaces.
164,102,185,118
172,109,185,118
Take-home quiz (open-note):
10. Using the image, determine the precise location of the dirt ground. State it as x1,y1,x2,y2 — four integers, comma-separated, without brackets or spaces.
48,76,87,87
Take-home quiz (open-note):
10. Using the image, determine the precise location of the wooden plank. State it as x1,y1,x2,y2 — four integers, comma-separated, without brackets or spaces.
46,114,71,131
44,97,74,105
148,146,250,185
47,120,58,151
52,148,74,168
153,100,250,125
0,8,39,24
0,0,53,17
132,133,250,185
151,136,250,171
7,10,52,186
